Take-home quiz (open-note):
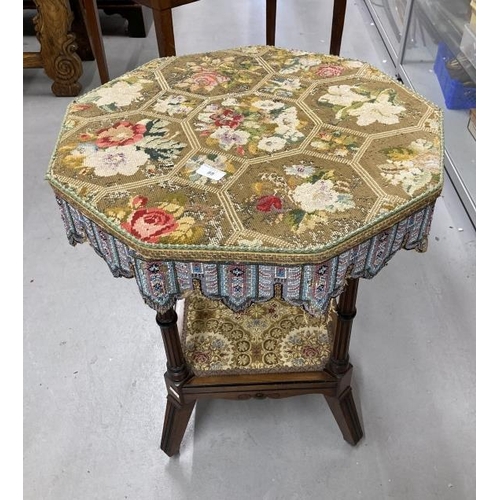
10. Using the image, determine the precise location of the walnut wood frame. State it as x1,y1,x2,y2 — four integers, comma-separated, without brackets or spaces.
156,277,363,457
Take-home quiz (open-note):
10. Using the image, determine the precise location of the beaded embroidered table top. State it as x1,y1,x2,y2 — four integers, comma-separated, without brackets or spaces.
46,46,444,315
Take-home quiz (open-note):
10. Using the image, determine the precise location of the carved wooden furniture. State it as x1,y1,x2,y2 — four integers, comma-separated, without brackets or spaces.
45,46,444,456
132,0,346,57
23,0,109,97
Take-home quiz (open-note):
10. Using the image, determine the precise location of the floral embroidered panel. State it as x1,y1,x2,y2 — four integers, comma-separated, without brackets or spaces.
46,46,444,266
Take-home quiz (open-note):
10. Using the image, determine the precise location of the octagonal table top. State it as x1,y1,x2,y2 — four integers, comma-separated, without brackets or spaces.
46,46,443,265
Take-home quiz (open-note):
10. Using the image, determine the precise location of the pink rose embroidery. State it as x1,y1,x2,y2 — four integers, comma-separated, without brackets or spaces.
96,121,147,148
190,71,230,91
256,195,282,212
121,207,178,243
315,65,344,77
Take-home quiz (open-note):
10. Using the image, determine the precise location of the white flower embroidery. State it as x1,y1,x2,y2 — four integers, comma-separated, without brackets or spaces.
258,136,287,152
284,165,316,178
292,180,355,213
252,100,286,111
349,93,406,126
153,95,193,116
273,106,300,129
91,81,143,107
378,139,440,195
209,127,250,151
279,129,305,142
344,60,364,68
319,85,368,107
269,77,301,92
83,145,149,177
281,56,322,74
221,97,239,107
388,167,432,195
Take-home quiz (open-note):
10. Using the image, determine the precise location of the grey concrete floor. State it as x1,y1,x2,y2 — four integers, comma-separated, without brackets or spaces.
23,1,476,499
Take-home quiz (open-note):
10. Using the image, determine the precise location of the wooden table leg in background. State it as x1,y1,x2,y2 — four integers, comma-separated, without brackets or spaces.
156,306,195,457
324,278,364,445
30,0,84,96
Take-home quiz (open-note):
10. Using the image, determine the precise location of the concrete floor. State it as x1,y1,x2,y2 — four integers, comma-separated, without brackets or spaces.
23,1,476,499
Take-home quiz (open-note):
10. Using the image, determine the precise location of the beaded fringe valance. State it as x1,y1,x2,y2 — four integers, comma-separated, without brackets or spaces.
56,196,434,316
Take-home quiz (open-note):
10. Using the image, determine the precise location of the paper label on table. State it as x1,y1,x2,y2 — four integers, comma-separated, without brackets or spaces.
196,164,226,181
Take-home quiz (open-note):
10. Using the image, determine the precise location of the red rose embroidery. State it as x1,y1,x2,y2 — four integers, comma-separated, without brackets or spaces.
96,121,147,148
256,195,282,212
316,65,344,77
210,109,244,129
121,207,178,243
192,352,210,364
302,346,320,358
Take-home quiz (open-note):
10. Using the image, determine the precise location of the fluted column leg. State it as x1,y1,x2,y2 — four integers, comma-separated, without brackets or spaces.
324,278,363,445
156,307,195,456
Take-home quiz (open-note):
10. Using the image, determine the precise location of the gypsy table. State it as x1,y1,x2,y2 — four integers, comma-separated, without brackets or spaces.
46,46,444,456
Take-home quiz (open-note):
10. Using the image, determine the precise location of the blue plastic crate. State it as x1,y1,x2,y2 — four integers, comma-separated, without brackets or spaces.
433,42,476,110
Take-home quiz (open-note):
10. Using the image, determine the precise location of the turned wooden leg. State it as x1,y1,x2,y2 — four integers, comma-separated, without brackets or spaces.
330,0,347,56
151,7,176,57
266,0,277,46
156,306,195,456
81,0,110,83
325,278,363,444
69,0,95,61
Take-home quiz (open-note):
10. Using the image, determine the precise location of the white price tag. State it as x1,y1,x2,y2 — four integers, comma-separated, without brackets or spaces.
196,163,226,181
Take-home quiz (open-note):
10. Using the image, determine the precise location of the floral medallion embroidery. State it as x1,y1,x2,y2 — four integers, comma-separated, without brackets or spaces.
318,84,406,126
291,179,355,213
310,130,361,158
377,138,441,195
266,48,363,79
185,332,233,372
238,161,356,235
152,94,197,116
167,55,266,95
60,119,187,178
105,194,205,244
79,81,145,110
280,328,331,368
195,96,308,155
279,54,323,74
259,76,304,97
183,289,333,375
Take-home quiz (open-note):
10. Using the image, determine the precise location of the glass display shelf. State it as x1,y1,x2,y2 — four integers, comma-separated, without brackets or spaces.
363,0,409,61
363,0,476,227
